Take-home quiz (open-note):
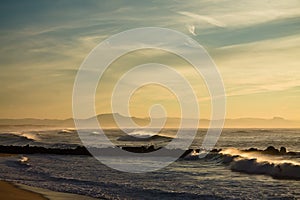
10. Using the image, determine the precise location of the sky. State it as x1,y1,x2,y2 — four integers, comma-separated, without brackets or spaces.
0,0,299,120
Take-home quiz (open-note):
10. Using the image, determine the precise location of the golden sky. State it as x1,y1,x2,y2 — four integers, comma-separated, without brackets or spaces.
0,0,299,120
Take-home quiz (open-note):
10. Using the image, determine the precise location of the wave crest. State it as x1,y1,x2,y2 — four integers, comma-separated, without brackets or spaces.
220,147,300,180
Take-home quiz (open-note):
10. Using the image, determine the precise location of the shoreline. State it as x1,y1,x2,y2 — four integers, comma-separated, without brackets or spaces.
0,181,46,200
0,154,98,200
0,181,98,200
16,183,98,200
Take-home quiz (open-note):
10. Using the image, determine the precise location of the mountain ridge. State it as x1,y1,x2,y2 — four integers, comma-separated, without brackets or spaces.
0,113,299,128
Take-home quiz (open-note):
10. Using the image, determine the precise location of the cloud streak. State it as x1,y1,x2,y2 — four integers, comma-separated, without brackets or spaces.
179,11,226,28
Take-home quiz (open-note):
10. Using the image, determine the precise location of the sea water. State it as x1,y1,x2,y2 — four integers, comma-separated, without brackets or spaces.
0,128,299,199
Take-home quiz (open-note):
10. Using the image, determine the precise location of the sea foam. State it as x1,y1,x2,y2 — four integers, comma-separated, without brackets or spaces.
219,148,300,180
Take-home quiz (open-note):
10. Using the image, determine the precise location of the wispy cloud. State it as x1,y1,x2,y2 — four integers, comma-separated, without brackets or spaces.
214,34,300,97
0,0,299,119
179,11,226,28
186,24,197,36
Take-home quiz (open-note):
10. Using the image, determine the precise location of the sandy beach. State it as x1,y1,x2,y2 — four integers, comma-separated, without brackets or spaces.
0,181,46,200
0,154,42,199
0,180,98,200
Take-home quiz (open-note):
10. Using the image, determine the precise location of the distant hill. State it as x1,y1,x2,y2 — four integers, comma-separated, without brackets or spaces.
224,117,300,128
0,114,299,128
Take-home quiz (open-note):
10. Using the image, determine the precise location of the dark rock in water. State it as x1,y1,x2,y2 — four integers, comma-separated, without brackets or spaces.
0,145,92,156
243,146,299,157
248,147,258,152
121,145,162,153
263,146,280,155
280,147,287,154
0,144,200,159
117,135,172,142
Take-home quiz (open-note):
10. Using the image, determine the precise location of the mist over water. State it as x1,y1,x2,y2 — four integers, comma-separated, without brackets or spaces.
0,128,299,151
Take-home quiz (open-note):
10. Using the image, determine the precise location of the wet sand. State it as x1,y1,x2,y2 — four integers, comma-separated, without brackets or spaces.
17,183,98,200
0,181,98,200
0,181,46,200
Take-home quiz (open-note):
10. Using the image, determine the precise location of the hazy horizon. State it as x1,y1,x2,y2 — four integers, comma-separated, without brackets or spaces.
1,113,299,128
0,112,298,121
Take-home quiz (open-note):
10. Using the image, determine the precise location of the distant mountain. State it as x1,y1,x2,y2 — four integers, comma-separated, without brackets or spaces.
0,114,299,128
224,117,300,128
0,118,72,126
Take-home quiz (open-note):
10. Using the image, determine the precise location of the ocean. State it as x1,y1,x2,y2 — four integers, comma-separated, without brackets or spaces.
0,127,299,199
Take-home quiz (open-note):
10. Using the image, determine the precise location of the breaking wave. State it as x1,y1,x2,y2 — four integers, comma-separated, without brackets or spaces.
0,133,35,146
181,146,300,180
218,147,300,180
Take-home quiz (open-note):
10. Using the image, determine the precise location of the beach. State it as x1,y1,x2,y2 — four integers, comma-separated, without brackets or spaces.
0,181,46,200
0,180,98,200
0,153,45,200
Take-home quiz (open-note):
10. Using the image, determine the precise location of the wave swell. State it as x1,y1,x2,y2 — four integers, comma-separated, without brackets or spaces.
218,147,300,180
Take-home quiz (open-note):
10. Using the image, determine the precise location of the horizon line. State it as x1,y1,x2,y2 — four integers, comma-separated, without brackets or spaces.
0,113,299,121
